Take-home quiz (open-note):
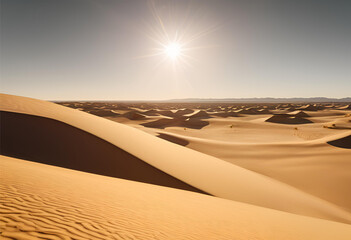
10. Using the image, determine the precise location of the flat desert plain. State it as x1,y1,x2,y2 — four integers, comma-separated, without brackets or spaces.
1,93,351,239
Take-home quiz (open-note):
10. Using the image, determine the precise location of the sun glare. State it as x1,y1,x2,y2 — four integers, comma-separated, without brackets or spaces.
137,1,218,70
164,42,181,60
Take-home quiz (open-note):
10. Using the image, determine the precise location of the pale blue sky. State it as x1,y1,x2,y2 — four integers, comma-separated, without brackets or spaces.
1,0,350,100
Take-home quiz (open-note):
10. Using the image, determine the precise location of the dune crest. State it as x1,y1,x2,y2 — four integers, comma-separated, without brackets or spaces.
0,110,204,193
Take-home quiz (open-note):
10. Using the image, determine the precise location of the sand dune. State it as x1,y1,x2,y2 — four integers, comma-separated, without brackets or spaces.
211,111,240,118
156,110,177,118
141,117,209,129
0,110,203,193
289,110,310,117
142,109,160,116
338,105,351,110
1,93,351,238
265,114,313,124
297,104,320,111
256,108,271,114
2,155,351,239
323,116,351,129
88,109,120,117
81,100,351,218
174,108,194,116
186,110,211,118
157,131,351,213
120,110,147,120
157,132,190,146
235,108,258,114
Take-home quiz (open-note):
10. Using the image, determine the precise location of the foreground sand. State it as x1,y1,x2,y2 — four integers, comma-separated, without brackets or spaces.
1,155,351,240
1,93,351,238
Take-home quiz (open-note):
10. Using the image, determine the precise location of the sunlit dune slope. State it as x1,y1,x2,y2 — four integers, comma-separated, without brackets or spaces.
1,93,351,224
157,130,351,212
1,155,351,240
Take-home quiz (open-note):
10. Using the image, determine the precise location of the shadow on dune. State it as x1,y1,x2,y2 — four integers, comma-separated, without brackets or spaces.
141,118,209,129
327,135,351,149
265,114,313,124
323,125,351,130
0,111,207,194
120,110,146,120
330,127,351,130
88,109,120,117
142,109,159,116
157,133,189,146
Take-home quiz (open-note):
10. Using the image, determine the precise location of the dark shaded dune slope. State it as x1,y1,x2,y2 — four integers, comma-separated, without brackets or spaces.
157,133,189,146
327,135,351,149
0,111,206,194
141,118,209,129
265,114,313,124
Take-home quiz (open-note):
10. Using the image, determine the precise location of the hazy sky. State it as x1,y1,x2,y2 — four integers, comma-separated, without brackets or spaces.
1,0,350,100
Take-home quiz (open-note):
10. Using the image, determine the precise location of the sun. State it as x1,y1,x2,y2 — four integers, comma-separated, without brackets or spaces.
164,42,182,60
138,1,218,69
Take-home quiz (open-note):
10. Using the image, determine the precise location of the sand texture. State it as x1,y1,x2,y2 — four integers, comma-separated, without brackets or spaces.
2,155,351,240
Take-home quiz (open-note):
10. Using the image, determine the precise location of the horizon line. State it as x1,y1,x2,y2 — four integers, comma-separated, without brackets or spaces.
49,96,351,103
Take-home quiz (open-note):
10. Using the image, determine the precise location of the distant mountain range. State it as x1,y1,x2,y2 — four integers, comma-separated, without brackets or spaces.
53,97,351,103
166,97,351,103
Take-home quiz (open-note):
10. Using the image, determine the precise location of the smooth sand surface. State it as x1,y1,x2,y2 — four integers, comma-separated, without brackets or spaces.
1,155,351,240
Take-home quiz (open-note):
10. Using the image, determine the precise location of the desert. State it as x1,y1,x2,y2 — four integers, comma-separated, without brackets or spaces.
1,93,351,239
2,0,351,239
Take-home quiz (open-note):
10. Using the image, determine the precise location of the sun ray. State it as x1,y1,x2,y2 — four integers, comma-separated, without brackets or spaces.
135,0,217,71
